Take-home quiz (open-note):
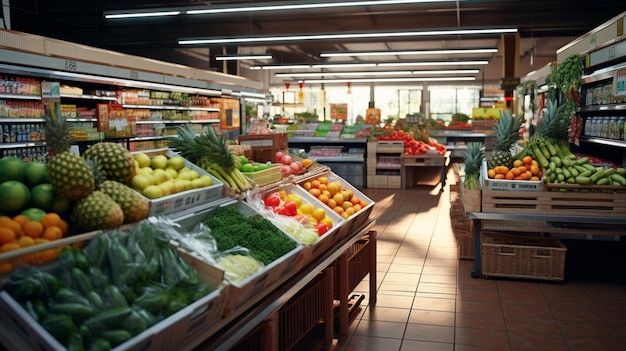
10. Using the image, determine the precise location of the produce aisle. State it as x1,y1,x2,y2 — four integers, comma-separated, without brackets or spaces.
316,165,626,351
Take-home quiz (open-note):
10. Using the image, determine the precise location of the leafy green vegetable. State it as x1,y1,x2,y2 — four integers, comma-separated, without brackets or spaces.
217,254,264,282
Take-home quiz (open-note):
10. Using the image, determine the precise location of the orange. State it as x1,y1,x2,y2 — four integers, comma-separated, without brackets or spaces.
0,228,16,245
494,166,509,175
321,190,331,198
517,166,527,173
42,226,63,241
20,253,42,265
58,219,69,235
519,172,530,180
494,174,505,179
0,261,13,274
302,159,313,168
522,155,533,165
308,188,321,198
318,183,327,192
344,207,355,216
341,212,350,219
326,182,340,196
310,180,321,189
0,217,22,238
530,165,540,176
302,181,312,191
505,171,515,180
511,168,522,177
341,201,353,210
332,206,344,215
327,199,337,209
318,194,329,204
350,196,361,205
41,213,62,229
513,159,524,168
23,221,44,239
17,236,35,247
0,242,21,253
331,193,344,206
353,204,362,212
487,169,496,179
317,176,329,185
531,160,539,167
12,215,30,228
359,200,369,208
530,176,540,181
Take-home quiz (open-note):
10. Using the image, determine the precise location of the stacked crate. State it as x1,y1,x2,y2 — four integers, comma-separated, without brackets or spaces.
366,141,403,189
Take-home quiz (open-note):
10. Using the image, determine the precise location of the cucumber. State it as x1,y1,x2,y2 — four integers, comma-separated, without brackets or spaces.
55,288,90,306
71,267,93,296
87,338,112,351
549,161,556,171
569,167,579,177
574,157,589,165
596,178,610,185
574,165,588,173
49,303,95,323
560,157,572,168
42,314,75,344
611,173,626,186
561,168,571,179
557,173,565,182
86,291,104,311
617,168,626,176
578,170,592,178
582,163,596,172
96,330,132,347
590,170,605,183
550,156,562,167
104,285,128,308
604,168,616,177
575,176,592,185
83,307,132,334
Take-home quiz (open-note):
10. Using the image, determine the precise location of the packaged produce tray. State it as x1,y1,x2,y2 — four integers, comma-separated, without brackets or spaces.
172,200,302,317
297,171,374,241
481,232,567,281
0,226,229,351
480,160,543,192
253,183,346,269
241,163,282,187
133,149,224,217
481,189,626,217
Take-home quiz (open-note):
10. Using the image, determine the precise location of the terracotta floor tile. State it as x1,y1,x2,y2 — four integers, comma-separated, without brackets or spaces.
501,301,553,319
416,282,457,295
353,320,406,339
549,304,605,322
504,315,560,334
361,306,411,323
408,309,455,326
422,265,458,276
387,263,423,274
343,335,403,351
412,297,457,312
455,312,506,330
454,345,511,351
565,337,626,351
403,323,454,343
419,273,458,285
372,294,415,309
399,339,454,351
497,289,547,305
557,319,621,339
454,326,510,348
507,329,569,351
456,299,502,315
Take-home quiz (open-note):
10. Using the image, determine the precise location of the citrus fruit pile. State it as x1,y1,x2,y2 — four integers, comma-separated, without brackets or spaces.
487,155,542,181
300,175,369,219
0,212,69,274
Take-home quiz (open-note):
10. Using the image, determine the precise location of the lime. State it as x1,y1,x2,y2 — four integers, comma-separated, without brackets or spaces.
24,162,49,188
239,155,249,165
133,152,152,168
0,180,30,212
167,156,185,171
20,208,47,222
30,183,55,211
0,157,26,182
241,164,255,173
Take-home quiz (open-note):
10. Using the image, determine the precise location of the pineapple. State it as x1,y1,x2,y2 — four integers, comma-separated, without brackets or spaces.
70,190,124,231
486,109,523,169
44,103,95,201
99,180,149,224
83,142,136,185
463,142,484,190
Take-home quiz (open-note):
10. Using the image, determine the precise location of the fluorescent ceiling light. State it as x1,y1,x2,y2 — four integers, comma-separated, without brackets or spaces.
179,28,517,45
378,60,489,67
276,69,479,77
302,77,476,84
250,60,489,70
216,54,273,61
104,11,180,19
187,0,461,15
320,48,498,57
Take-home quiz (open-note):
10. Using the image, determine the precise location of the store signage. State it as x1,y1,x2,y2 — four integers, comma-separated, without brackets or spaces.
330,103,348,121
615,68,626,97
41,81,60,99
499,77,520,91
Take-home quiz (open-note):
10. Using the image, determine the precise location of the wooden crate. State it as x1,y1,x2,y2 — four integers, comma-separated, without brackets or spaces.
481,232,567,281
459,181,481,213
481,189,626,217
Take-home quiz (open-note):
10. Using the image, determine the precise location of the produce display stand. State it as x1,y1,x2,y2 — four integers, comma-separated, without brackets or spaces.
401,151,451,190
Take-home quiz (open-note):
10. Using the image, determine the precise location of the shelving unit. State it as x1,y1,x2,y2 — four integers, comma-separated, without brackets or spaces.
430,130,490,158
366,141,403,189
0,90,47,160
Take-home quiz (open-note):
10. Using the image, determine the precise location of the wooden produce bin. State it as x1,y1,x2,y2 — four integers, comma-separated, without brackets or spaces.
481,232,567,281
238,133,289,163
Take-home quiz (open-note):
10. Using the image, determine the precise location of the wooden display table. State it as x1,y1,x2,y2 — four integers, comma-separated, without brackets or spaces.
401,151,451,190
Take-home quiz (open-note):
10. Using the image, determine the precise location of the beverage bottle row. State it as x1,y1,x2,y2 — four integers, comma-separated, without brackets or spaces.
583,116,626,141
1,124,46,143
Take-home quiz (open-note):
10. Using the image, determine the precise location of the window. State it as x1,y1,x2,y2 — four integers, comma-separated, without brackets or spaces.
429,86,480,121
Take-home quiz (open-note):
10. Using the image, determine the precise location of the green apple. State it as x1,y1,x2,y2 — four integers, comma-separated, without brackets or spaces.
131,174,151,191
152,169,172,184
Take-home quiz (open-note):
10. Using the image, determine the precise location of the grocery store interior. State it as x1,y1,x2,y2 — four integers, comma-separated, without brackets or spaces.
2,2,626,351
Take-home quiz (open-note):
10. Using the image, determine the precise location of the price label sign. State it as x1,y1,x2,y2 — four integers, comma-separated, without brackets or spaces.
615,68,626,97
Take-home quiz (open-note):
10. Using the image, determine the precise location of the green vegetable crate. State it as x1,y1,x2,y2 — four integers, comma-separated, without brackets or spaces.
134,149,225,217
0,228,230,351
173,200,302,317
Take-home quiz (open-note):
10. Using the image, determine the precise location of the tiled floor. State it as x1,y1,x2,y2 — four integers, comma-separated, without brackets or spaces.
328,165,626,351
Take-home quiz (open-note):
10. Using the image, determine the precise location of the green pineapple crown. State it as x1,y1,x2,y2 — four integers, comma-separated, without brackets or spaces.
493,109,523,151
169,124,236,172
43,103,74,154
534,98,568,143
464,142,484,179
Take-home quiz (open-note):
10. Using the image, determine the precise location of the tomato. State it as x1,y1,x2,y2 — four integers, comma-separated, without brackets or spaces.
264,193,281,208
276,201,297,216
316,223,329,236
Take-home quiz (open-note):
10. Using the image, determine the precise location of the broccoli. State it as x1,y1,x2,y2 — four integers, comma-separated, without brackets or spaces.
203,205,298,265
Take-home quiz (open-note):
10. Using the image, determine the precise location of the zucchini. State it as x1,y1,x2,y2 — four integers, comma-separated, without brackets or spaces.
603,168,616,177
55,288,90,306
574,156,589,165
71,267,93,296
590,170,605,183
104,285,128,308
66,332,85,351
550,156,562,167
574,165,588,173
569,167,579,177
87,338,112,351
578,170,592,178
86,291,104,311
582,163,596,172
596,177,610,185
561,168,572,179
560,157,572,168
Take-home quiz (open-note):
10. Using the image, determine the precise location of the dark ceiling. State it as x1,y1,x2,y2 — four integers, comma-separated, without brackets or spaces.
8,1,626,87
